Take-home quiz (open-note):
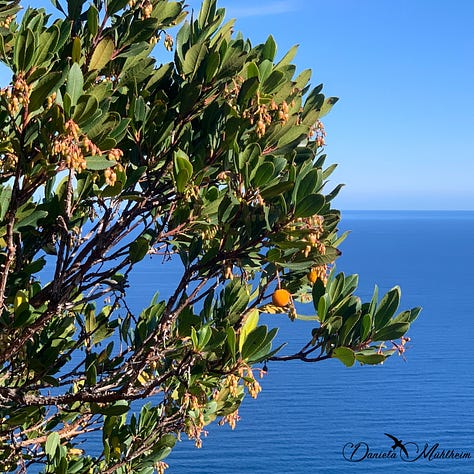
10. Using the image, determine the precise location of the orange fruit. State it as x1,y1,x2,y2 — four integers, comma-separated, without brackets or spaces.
272,289,291,307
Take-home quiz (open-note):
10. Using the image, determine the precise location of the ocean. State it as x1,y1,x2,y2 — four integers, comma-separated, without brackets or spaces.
29,211,474,472
154,211,474,473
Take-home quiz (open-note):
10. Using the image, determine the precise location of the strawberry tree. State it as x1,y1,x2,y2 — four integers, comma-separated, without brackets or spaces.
0,0,420,472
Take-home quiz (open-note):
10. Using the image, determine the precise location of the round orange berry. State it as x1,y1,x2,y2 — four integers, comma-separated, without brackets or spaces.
272,288,291,307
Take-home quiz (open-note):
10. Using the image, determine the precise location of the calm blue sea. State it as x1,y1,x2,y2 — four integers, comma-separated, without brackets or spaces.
33,211,474,473
147,210,473,474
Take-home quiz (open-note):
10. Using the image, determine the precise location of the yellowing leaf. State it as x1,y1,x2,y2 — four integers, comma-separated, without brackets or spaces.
14,290,28,313
239,308,259,352
89,37,114,71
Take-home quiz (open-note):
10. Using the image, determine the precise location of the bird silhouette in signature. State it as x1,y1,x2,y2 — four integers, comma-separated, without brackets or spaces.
384,433,409,458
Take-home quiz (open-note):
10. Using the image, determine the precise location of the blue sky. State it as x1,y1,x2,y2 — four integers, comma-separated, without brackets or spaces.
9,0,474,209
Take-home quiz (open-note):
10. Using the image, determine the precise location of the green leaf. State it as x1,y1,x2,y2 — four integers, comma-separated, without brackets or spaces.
373,322,410,342
251,162,274,188
360,313,372,341
241,325,267,360
275,44,299,68
15,210,48,230
226,327,237,358
296,169,322,202
68,0,85,19
89,37,114,71
29,72,65,111
261,70,285,94
73,94,99,125
276,125,307,150
66,63,83,106
294,194,325,218
340,312,361,346
0,186,12,220
36,25,60,66
197,325,212,350
318,97,339,118
133,96,146,122
258,59,272,82
258,180,292,202
239,309,259,353
374,286,401,329
333,347,355,367
45,432,60,458
182,43,208,77
72,36,81,63
198,0,213,29
85,156,116,170
87,4,99,37
261,35,277,61
392,307,422,324
317,294,329,322
205,51,220,81
129,236,149,263
106,0,129,15
355,352,386,365
312,277,326,306
174,150,193,192
14,28,36,72
237,76,259,107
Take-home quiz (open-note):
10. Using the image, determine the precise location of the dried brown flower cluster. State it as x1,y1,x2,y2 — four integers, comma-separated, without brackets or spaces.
183,393,208,448
52,119,123,183
244,97,294,138
1,74,32,115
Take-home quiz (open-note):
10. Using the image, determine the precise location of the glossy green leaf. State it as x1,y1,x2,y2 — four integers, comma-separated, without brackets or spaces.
318,97,339,118
374,286,401,330
66,62,83,106
373,322,410,342
72,36,81,63
294,194,325,218
106,0,129,15
35,25,60,66
261,35,277,61
87,4,99,37
355,352,386,365
182,43,208,77
251,162,274,188
340,312,361,345
241,325,267,360
129,237,150,263
93,400,130,416
360,313,372,341
85,156,116,170
73,94,99,125
45,432,60,458
237,76,259,107
333,347,355,367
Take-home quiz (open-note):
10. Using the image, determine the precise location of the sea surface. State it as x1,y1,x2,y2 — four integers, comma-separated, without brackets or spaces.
151,210,473,473
34,211,474,472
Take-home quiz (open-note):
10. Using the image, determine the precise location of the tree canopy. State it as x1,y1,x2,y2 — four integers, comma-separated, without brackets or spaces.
0,0,420,472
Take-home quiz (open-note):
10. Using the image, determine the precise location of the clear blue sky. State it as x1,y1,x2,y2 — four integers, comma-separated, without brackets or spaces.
10,0,474,209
